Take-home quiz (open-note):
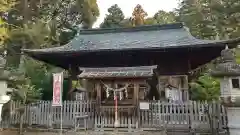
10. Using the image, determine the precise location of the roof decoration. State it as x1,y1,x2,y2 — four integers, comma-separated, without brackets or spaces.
78,65,157,79
211,46,240,77
22,23,240,55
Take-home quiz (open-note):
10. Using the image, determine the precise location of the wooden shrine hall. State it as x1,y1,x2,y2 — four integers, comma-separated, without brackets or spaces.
21,22,240,130
22,22,240,100
77,66,189,106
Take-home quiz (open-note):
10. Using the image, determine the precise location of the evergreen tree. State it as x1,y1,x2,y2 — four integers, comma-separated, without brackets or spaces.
153,10,177,24
178,0,240,40
119,18,133,27
100,4,125,28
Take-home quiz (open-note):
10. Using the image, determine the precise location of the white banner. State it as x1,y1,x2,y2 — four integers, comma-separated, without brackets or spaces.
52,72,63,106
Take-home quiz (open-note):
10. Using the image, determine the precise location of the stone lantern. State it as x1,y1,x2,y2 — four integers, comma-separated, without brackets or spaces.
211,46,240,135
0,54,12,123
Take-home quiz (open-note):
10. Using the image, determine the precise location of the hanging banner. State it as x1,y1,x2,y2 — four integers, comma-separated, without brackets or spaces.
52,72,63,106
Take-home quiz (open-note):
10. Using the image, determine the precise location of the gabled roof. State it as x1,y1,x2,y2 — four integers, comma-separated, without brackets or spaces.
22,23,240,55
78,65,157,79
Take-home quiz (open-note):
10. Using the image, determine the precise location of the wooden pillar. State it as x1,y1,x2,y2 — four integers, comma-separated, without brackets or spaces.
96,82,101,105
68,64,73,100
133,82,139,105
134,82,140,129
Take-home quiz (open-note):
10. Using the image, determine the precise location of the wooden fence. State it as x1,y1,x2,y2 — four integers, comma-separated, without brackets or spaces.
4,100,227,132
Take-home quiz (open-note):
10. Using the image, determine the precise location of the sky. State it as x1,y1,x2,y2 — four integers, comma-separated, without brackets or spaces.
93,0,180,28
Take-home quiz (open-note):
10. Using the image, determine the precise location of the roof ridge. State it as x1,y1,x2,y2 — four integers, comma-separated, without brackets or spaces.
80,22,184,35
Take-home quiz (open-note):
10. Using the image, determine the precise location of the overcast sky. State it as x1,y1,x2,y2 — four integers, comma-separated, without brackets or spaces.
93,0,180,28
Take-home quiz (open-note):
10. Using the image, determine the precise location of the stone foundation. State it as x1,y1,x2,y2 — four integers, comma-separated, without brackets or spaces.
226,107,240,135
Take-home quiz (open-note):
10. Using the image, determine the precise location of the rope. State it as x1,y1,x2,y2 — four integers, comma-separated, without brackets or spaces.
100,81,129,92
100,81,130,100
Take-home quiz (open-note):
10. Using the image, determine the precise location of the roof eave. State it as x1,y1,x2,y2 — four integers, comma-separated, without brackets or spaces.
78,76,152,79
22,37,240,55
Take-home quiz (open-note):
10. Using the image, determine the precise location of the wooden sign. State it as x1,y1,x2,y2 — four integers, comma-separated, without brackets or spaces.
139,102,149,110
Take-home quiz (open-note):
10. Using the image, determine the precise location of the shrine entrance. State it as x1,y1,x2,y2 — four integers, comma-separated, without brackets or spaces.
96,82,137,129
77,66,156,130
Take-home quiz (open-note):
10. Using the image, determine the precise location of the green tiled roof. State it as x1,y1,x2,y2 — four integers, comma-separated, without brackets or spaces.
22,23,240,54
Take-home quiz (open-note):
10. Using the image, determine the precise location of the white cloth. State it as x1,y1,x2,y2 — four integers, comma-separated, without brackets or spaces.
165,88,182,103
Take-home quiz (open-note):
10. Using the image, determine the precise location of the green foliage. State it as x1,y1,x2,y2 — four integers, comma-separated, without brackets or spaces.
144,18,157,25
7,63,42,135
19,57,69,101
153,10,177,24
119,18,133,27
189,73,220,101
11,78,42,104
100,5,178,28
5,0,100,67
178,0,240,40
7,64,42,104
235,48,240,64
9,20,54,48
0,0,16,12
100,4,125,28
76,0,100,29
0,0,16,46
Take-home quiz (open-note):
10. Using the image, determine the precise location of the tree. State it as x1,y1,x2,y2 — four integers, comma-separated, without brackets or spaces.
189,73,220,101
100,4,124,28
178,0,240,40
8,67,42,135
144,17,157,25
153,10,177,24
178,0,240,73
131,4,148,26
0,0,16,46
5,0,100,67
177,0,215,39
6,19,56,67
76,0,100,29
189,72,221,135
119,18,133,27
0,0,16,12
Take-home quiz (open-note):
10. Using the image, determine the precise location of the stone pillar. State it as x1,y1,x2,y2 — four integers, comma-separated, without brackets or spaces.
219,77,240,135
227,107,240,135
